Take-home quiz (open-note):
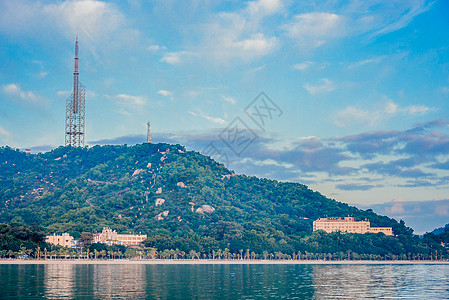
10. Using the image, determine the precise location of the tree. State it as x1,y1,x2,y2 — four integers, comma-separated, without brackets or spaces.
80,232,94,249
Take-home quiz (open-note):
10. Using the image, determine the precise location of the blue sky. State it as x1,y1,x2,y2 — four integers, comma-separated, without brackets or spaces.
1,0,448,233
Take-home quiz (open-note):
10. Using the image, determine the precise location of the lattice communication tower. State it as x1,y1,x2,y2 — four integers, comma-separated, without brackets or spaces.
65,35,86,147
147,122,151,143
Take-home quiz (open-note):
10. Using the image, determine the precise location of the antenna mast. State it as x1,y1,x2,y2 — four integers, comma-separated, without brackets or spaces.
65,35,86,147
147,122,151,143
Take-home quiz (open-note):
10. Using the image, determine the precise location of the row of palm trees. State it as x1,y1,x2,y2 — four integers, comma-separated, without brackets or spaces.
0,246,446,261
0,247,123,260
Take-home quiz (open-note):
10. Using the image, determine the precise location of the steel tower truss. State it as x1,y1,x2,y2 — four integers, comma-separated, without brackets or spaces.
65,35,86,147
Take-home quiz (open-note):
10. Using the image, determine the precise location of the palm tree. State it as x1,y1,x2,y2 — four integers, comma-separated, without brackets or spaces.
148,248,157,259
94,249,99,260
19,246,27,259
35,246,41,260
58,248,66,260
223,248,230,260
263,251,269,260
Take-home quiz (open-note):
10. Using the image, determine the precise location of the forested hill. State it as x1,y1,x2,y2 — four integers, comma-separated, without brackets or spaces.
2,143,440,257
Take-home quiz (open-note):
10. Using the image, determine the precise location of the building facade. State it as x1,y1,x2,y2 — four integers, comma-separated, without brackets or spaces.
93,227,147,246
46,233,74,247
313,217,393,236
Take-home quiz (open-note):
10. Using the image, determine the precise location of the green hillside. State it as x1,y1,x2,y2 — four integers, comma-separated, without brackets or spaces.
0,144,446,259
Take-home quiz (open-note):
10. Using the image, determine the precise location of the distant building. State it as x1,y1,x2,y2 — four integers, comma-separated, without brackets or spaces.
93,227,147,246
46,233,74,247
313,217,393,236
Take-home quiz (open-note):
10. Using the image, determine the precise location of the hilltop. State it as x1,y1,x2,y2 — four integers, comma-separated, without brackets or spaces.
0,143,445,258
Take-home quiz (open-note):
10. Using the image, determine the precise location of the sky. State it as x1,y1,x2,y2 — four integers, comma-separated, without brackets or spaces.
1,0,448,234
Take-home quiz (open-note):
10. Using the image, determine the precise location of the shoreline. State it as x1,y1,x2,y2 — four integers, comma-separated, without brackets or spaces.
1,259,448,265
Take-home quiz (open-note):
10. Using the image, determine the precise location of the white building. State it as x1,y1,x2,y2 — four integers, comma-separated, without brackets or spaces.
313,217,393,236
93,227,147,246
46,233,74,247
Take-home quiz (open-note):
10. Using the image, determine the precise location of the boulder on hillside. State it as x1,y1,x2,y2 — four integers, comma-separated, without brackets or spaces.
196,205,215,214
177,182,186,188
155,210,169,220
155,198,165,207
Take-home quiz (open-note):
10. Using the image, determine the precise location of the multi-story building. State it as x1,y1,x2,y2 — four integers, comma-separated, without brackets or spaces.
46,233,74,247
93,227,147,246
313,217,393,236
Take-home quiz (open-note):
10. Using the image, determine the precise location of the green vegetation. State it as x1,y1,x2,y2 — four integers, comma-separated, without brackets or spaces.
0,223,47,258
0,144,447,260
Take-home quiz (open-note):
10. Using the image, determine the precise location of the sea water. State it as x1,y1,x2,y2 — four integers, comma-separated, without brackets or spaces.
0,263,448,299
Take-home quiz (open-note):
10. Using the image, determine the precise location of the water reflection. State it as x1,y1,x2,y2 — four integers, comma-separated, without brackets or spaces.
92,264,147,299
44,264,75,299
144,264,315,298
311,264,449,299
0,263,448,299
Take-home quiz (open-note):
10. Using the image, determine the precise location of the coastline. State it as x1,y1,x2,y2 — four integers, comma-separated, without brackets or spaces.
1,259,448,265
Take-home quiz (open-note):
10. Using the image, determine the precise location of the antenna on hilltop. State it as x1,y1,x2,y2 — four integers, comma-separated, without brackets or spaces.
65,34,86,147
147,121,151,143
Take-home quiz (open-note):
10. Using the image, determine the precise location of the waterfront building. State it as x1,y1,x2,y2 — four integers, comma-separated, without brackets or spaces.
46,233,74,247
313,217,393,236
93,227,147,246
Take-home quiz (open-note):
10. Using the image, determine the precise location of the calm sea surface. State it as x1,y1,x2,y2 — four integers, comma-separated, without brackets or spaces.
0,263,448,299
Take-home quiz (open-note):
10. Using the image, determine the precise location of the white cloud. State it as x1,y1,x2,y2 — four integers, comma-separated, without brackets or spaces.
111,94,147,116
186,90,201,97
0,0,139,57
347,57,385,69
242,157,294,169
248,65,265,73
0,126,11,137
304,79,335,95
293,61,314,71
283,12,345,49
368,1,434,38
221,95,236,105
157,90,172,97
435,204,449,216
247,0,283,17
46,1,130,42
189,110,226,125
334,100,432,127
406,105,429,115
384,101,398,114
388,202,405,214
201,114,226,125
196,0,280,62
334,106,373,127
115,94,146,106
233,33,277,53
2,83,38,103
281,2,432,50
147,45,165,52
39,71,49,78
160,51,189,64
